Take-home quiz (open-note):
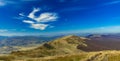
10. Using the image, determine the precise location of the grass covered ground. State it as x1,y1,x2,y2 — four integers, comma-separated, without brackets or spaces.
108,51,120,61
1,51,120,61
1,35,120,61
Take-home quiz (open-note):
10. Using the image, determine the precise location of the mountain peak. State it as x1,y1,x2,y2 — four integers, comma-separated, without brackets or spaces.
50,35,87,45
59,35,87,40
11,35,88,57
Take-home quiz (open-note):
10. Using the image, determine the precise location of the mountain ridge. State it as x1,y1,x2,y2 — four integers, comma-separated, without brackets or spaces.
11,35,88,57
1,35,120,61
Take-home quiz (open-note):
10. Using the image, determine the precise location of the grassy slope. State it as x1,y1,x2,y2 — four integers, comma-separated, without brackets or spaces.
11,35,87,57
1,35,120,61
12,51,120,61
1,51,120,61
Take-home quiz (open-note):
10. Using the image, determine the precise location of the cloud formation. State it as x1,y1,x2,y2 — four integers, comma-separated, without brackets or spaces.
19,13,25,16
28,8,58,23
0,0,39,7
0,29,8,32
23,20,34,24
0,0,17,6
21,8,58,30
28,8,40,19
0,0,6,6
31,24,48,30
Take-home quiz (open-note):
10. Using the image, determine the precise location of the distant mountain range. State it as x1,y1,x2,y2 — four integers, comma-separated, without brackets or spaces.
1,34,120,55
0,36,63,54
1,34,120,61
0,36,63,47
11,34,120,57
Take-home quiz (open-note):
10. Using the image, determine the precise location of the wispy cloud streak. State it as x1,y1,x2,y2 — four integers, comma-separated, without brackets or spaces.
0,29,8,32
102,1,120,6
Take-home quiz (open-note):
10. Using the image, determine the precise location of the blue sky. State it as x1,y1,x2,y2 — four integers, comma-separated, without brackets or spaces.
0,0,120,36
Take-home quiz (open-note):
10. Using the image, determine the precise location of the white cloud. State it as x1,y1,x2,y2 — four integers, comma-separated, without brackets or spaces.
19,13,25,16
28,8,40,19
23,20,34,24
20,8,58,30
28,8,58,23
0,29,8,32
35,13,58,22
31,23,48,30
0,0,37,7
0,0,6,6
0,0,16,6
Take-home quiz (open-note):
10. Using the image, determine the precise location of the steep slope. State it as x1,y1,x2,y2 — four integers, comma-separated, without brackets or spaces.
0,36,61,54
82,34,120,51
11,34,120,58
3,35,120,61
11,35,88,57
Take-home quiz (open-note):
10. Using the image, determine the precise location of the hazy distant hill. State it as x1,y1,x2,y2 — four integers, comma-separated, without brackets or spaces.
85,34,120,50
0,36,62,47
0,36,8,40
0,36,63,54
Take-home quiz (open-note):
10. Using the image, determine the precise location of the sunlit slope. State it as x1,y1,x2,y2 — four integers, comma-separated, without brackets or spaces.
1,35,120,61
11,35,88,57
1,51,120,61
